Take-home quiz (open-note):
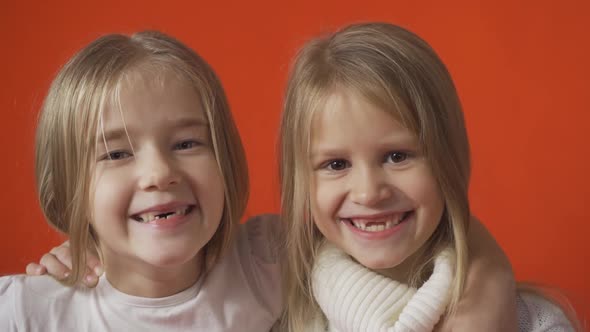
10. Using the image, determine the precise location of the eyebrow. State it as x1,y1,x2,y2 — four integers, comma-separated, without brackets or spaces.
309,147,347,160
310,135,419,159
99,117,209,142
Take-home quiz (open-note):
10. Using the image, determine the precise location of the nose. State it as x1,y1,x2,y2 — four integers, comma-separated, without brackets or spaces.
349,165,393,207
137,148,181,191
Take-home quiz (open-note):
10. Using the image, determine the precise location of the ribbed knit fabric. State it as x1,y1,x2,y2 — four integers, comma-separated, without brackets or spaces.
311,243,454,332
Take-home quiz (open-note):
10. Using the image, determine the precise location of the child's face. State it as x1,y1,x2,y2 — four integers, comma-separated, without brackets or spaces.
91,70,224,286
310,89,444,277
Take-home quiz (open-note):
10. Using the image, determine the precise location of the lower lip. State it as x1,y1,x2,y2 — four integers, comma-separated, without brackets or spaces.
134,208,194,230
343,213,412,240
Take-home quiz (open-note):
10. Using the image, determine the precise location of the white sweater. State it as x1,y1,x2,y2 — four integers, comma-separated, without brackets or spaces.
311,243,574,332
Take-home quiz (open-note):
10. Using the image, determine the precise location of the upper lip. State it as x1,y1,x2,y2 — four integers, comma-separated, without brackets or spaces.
130,201,194,217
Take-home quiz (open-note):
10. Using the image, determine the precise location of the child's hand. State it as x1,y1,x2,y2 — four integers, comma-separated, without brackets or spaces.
24,241,103,288
437,217,518,332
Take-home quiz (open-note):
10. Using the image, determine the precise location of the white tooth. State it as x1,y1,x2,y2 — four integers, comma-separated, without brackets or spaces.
144,213,156,222
385,221,393,229
365,224,380,232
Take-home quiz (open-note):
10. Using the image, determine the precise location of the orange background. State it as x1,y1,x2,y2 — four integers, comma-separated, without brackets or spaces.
2,0,589,324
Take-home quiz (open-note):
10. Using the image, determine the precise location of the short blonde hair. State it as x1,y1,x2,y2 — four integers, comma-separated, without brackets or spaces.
36,31,249,285
279,22,471,330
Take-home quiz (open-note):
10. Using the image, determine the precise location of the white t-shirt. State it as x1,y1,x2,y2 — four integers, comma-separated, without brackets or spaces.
0,214,282,332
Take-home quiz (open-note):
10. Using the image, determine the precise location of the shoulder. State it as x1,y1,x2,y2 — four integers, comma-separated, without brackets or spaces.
0,274,20,295
1,274,66,299
0,275,20,331
0,275,22,312
0,273,85,304
517,291,575,332
0,274,80,331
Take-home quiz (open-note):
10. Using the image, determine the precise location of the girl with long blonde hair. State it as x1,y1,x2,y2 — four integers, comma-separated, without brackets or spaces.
0,31,282,331
280,22,577,331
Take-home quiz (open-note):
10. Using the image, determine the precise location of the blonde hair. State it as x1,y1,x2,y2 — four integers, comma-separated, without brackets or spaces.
35,31,249,285
279,22,471,330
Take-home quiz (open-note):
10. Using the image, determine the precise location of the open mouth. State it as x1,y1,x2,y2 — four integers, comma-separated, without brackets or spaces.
340,211,413,232
131,205,195,223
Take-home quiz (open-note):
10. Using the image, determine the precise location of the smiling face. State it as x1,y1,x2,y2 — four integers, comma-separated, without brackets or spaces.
310,88,445,279
91,68,225,294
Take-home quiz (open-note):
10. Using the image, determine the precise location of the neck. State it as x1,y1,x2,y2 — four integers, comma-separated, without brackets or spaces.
374,244,430,284
101,251,204,298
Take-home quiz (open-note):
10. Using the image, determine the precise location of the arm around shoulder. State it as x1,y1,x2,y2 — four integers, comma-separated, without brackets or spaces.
0,276,22,332
438,216,518,332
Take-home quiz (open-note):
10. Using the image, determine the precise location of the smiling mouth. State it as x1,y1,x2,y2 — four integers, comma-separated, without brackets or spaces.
131,205,195,223
340,211,413,232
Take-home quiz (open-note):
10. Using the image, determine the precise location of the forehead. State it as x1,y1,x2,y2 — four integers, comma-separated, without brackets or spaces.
101,67,206,126
311,87,411,142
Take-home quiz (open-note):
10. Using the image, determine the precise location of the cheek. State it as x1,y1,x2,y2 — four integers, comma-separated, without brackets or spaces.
186,157,225,217
311,178,343,222
92,170,132,224
404,167,445,219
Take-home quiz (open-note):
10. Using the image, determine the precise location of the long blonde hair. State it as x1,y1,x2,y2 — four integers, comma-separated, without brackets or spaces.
35,31,249,285
279,22,471,330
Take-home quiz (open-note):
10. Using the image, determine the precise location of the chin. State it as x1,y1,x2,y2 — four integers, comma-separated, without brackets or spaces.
358,259,400,271
141,249,201,268
351,250,407,271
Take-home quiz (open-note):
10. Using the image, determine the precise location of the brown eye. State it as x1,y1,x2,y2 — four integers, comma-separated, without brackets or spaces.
327,159,349,171
174,140,200,150
107,151,132,160
387,152,408,164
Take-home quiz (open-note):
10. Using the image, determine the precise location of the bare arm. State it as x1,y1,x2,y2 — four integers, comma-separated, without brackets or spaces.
437,217,518,332
25,241,103,288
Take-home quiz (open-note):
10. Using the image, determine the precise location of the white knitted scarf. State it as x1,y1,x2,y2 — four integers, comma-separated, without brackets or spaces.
311,243,455,332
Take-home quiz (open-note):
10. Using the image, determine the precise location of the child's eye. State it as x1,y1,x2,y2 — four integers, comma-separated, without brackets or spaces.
385,151,408,164
101,150,132,161
324,159,350,171
174,140,200,150
110,151,129,160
